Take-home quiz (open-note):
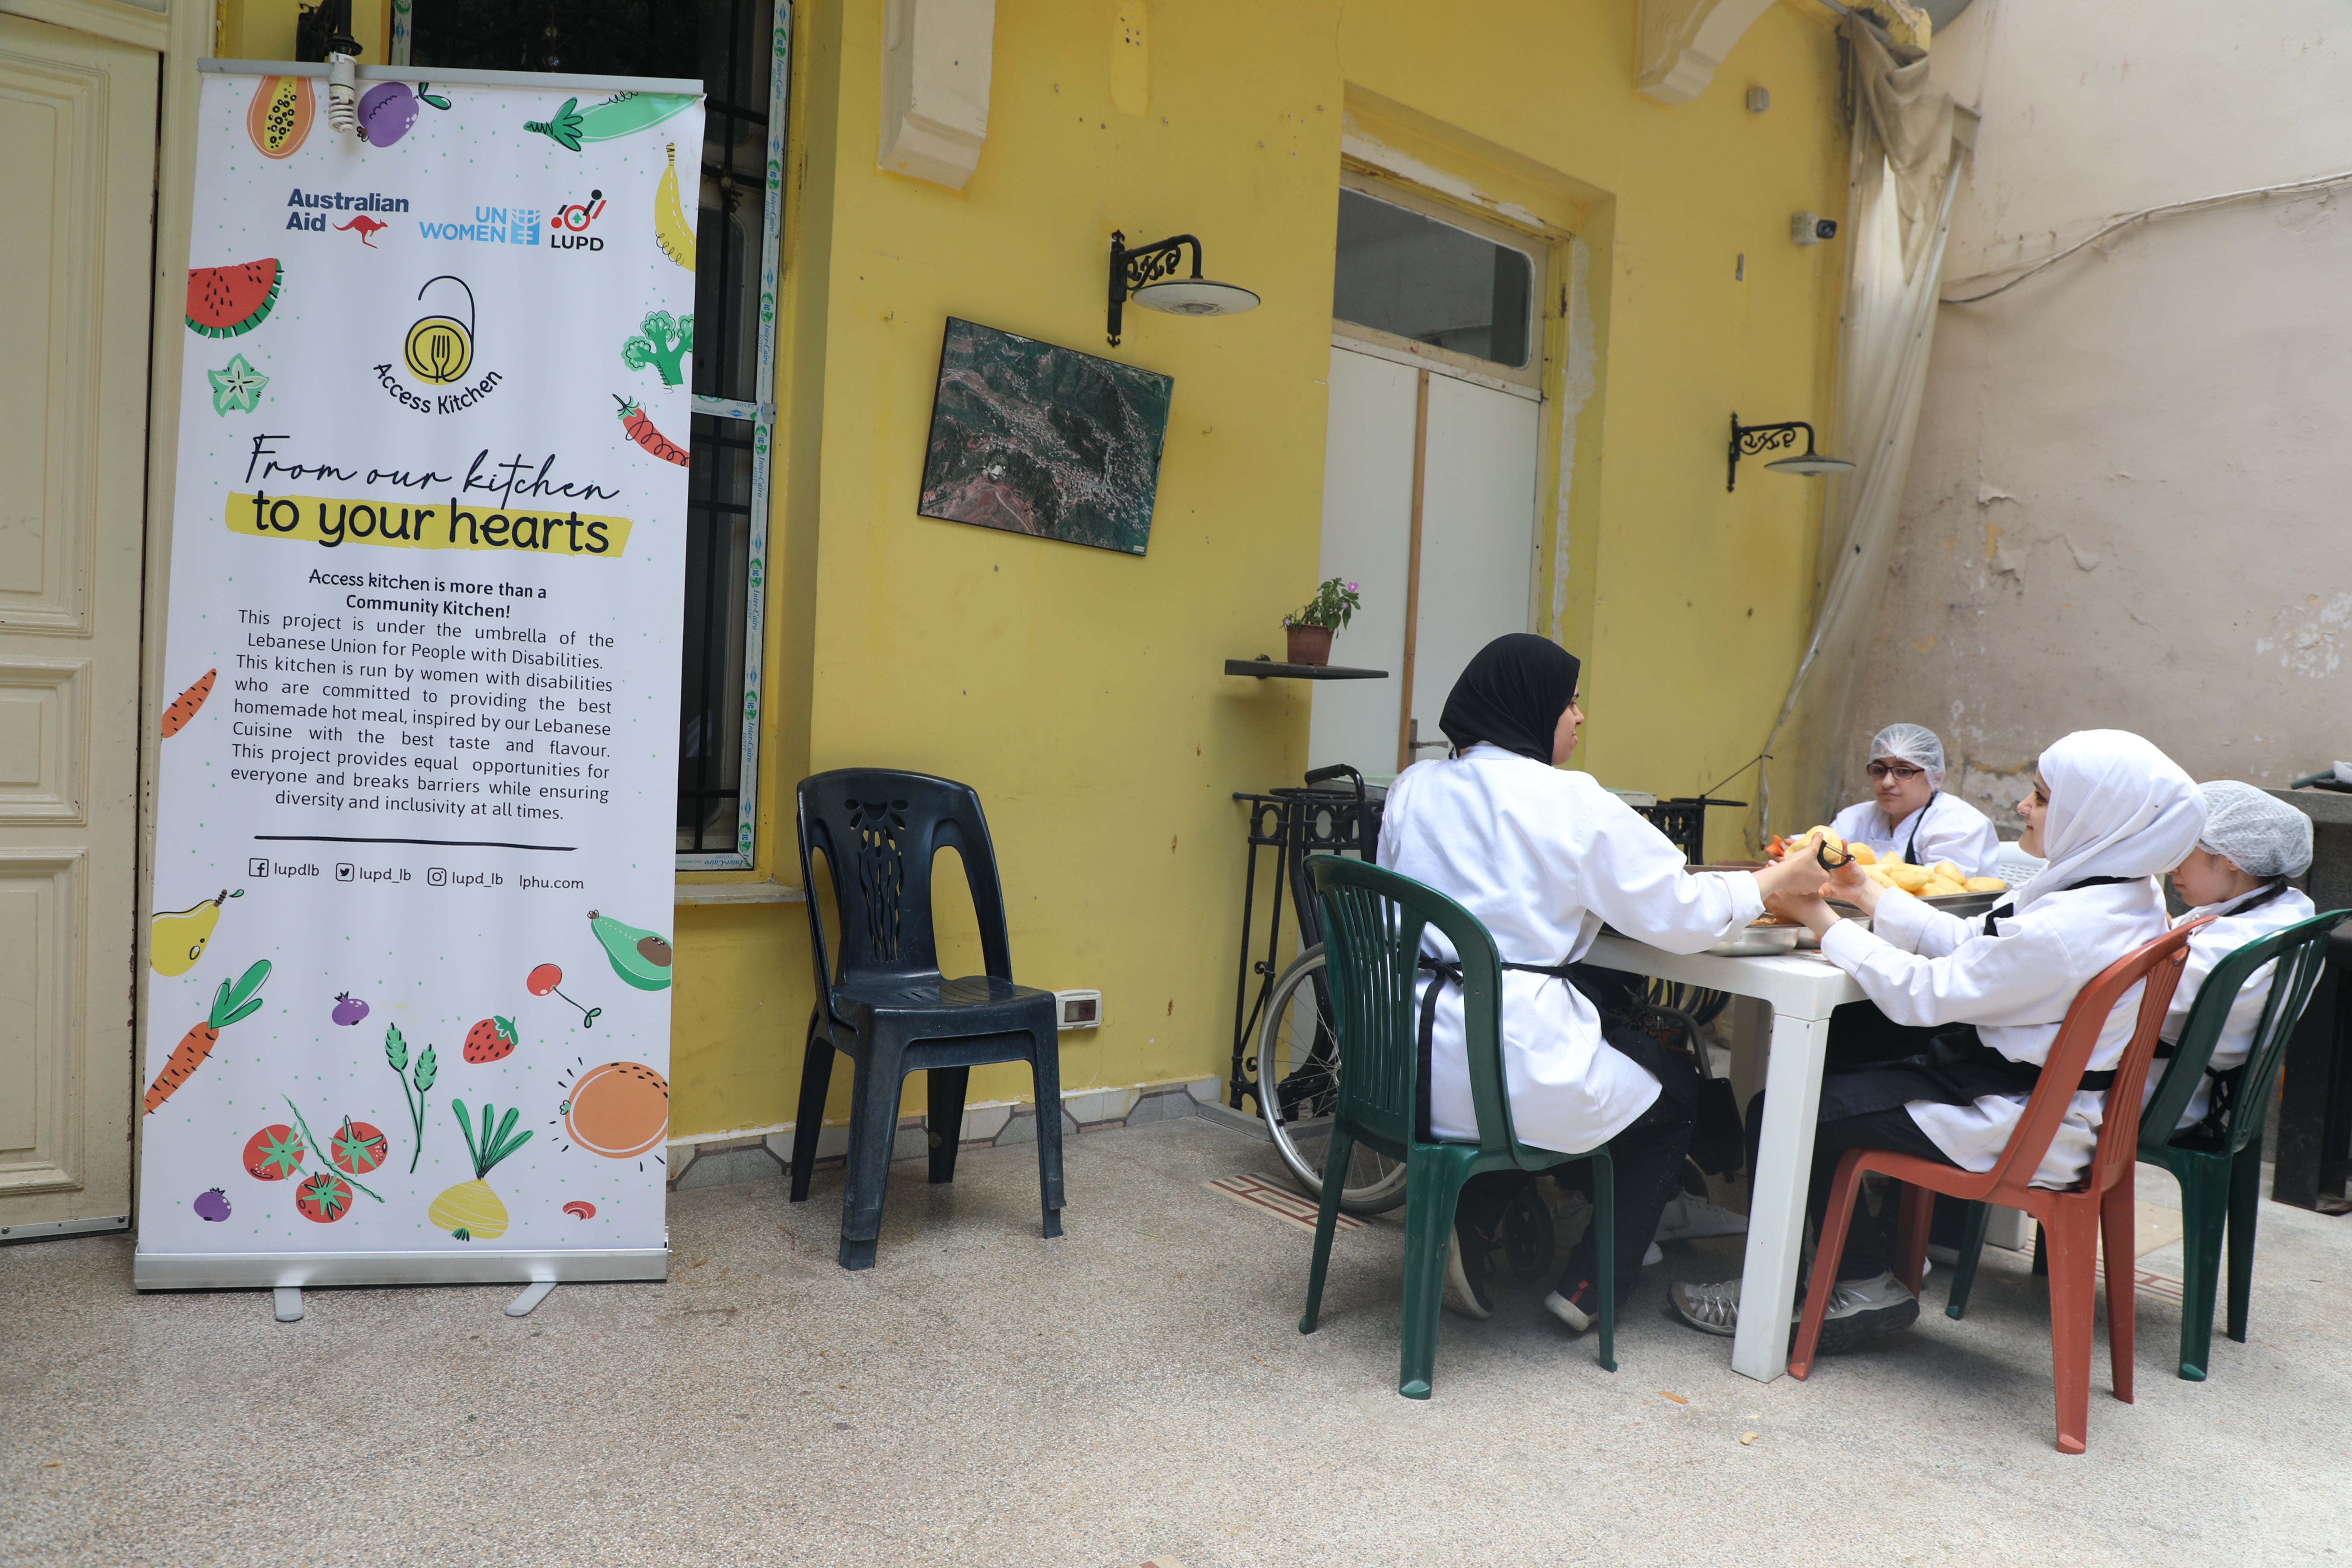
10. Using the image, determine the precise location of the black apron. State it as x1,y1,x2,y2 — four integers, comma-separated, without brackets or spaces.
1414,956,1705,1144
1815,875,2144,1124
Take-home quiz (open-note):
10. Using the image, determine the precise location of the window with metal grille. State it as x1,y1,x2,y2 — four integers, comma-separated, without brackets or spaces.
404,0,785,866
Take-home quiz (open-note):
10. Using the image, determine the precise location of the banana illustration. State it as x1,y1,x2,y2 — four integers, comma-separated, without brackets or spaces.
150,889,242,978
654,142,696,273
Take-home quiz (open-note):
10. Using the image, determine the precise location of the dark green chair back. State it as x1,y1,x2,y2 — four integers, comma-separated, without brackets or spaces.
2140,908,2352,1157
1304,854,1538,1162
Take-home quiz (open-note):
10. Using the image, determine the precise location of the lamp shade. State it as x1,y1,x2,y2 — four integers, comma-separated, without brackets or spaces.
1131,279,1260,317
1764,454,1856,476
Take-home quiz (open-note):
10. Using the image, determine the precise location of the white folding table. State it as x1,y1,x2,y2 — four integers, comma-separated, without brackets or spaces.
1584,933,1865,1381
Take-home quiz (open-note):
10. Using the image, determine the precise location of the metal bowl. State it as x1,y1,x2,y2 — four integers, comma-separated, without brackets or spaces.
1707,922,1802,957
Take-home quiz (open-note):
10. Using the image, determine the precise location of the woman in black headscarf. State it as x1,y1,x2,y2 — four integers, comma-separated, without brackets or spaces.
1378,634,1822,1331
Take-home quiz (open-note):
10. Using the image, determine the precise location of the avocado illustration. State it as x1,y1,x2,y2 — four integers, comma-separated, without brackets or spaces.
588,910,673,991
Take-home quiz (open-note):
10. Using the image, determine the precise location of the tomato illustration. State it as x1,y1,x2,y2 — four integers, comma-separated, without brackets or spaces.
295,1170,354,1223
329,1119,389,1175
244,1124,304,1181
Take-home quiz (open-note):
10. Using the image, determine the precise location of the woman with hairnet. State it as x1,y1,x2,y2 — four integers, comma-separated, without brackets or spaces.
2158,782,2319,1132
1828,723,2002,878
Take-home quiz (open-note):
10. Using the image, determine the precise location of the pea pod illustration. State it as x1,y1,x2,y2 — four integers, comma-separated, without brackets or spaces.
524,92,696,152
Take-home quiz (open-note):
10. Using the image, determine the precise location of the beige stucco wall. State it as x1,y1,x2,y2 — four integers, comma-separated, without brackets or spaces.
1844,0,2352,823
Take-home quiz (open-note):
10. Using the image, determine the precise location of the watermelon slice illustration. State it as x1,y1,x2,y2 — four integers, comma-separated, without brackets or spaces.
187,259,284,340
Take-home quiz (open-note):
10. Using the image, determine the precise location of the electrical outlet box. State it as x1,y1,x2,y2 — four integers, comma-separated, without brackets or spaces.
1791,211,1837,246
1745,86,1770,113
1055,989,1102,1029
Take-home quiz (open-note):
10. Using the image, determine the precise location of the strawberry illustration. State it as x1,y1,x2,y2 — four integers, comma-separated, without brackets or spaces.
462,1015,519,1064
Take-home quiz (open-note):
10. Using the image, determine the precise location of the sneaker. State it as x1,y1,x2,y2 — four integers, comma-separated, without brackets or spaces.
1668,1278,1744,1337
1443,1226,1494,1320
1810,1270,1920,1354
1543,1279,1598,1333
1668,1272,1920,1355
1653,1192,1750,1241
1643,1241,1665,1267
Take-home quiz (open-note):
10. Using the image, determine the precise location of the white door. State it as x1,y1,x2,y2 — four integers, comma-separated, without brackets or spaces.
1406,373,1542,755
0,14,156,1239
1306,347,1540,778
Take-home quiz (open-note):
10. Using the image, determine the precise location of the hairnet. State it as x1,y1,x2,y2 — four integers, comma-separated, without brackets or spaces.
1870,723,1946,787
1438,635,1581,765
2194,780,2313,878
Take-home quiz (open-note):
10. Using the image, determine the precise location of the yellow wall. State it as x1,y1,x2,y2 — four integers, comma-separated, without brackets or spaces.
209,0,1855,1140
662,0,1855,1139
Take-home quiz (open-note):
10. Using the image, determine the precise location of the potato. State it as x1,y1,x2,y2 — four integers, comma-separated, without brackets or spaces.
1849,844,1877,865
1925,879,1967,898
1964,876,2008,893
1932,861,1962,881
1889,864,1933,893
1881,850,1906,866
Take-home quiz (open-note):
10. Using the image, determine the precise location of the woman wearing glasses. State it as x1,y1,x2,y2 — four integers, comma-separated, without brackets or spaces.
1827,723,2002,878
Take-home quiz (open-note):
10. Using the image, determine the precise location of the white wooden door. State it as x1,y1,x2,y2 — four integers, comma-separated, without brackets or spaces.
1405,374,1542,753
1307,346,1540,779
0,13,156,1239
1306,347,1416,777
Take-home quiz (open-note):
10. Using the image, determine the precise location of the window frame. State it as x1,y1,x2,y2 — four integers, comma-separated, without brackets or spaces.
674,0,789,870
1331,170,1548,394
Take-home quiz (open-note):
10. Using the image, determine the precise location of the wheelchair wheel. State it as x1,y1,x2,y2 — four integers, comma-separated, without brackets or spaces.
1254,945,1409,1214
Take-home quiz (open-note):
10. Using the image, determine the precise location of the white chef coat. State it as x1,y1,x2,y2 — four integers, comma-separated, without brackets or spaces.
1818,877,2172,1187
1376,743,1764,1154
1829,793,2002,877
2156,882,2317,1129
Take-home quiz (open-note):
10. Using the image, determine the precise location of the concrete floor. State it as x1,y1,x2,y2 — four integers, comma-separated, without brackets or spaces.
6,1116,2352,1567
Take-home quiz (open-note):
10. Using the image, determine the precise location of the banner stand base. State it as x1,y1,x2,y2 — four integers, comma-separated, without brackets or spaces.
135,1248,669,1291
506,1280,558,1317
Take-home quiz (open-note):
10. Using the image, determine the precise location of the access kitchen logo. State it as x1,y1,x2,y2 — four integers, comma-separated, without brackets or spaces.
412,190,611,254
372,274,503,415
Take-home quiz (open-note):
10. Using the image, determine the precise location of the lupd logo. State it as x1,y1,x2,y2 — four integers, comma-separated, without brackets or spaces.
374,274,502,415
548,189,608,252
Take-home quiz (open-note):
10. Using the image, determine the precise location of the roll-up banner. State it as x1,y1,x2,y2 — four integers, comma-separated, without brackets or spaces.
135,64,704,1289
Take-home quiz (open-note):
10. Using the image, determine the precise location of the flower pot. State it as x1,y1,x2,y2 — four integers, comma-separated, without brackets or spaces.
1286,624,1334,667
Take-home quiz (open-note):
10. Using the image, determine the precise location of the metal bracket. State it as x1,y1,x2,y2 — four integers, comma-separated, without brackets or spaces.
506,1280,557,1317
1107,230,1202,346
272,1286,304,1322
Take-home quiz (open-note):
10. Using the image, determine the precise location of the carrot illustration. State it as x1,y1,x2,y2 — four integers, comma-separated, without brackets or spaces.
161,670,217,737
614,395,688,467
145,960,270,1113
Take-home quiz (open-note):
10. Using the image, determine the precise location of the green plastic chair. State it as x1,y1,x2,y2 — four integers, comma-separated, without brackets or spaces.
1295,854,1616,1398
1946,907,2352,1380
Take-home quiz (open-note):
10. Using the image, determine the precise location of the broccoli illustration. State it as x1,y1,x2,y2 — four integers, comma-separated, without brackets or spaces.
622,311,694,387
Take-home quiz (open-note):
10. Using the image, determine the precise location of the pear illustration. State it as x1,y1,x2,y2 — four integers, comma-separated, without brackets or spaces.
587,910,673,992
150,889,243,978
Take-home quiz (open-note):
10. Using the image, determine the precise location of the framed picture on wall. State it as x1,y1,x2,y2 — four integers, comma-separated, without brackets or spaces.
917,317,1174,556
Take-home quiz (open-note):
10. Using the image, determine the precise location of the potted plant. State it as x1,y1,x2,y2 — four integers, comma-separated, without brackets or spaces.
1283,578,1361,667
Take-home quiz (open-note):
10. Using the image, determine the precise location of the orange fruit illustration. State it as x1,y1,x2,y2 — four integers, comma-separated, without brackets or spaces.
561,1061,668,1159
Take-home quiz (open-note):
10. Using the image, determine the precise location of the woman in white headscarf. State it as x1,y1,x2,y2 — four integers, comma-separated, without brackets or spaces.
2158,782,2319,1131
1670,730,2205,1353
1827,723,2003,877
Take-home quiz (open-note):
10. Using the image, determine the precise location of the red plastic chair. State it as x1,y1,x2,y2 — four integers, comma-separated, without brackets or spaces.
1789,919,2206,1454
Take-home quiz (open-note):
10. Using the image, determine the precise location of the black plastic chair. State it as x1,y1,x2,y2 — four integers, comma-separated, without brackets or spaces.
791,769,1064,1268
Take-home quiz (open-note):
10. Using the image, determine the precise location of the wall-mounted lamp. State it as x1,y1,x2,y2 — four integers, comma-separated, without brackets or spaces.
1107,231,1259,347
1728,413,1854,491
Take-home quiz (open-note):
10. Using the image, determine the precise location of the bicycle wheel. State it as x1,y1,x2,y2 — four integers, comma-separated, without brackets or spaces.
1254,946,1408,1213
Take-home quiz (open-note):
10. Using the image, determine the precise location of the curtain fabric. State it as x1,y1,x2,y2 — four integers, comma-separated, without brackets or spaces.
1757,17,1964,843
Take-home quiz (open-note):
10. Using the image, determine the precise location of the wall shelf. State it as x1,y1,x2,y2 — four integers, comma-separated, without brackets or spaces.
1224,659,1389,681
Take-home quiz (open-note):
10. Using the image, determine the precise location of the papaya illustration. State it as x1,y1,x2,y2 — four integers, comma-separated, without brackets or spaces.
588,910,672,991
247,76,315,160
187,261,282,340
161,669,216,736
